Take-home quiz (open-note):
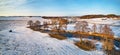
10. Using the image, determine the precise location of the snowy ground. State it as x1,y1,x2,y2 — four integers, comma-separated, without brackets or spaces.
80,18,120,38
67,18,120,38
66,38,103,50
0,27,104,55
78,18,120,25
1,17,119,55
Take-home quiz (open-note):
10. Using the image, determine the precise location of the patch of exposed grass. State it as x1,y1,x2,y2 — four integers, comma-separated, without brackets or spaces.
28,27,67,40
75,40,95,51
49,34,67,40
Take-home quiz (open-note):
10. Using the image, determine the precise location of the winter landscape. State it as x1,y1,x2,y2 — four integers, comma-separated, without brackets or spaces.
0,15,120,55
0,0,120,55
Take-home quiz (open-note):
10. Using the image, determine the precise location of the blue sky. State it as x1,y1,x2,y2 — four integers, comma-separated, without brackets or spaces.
0,0,120,16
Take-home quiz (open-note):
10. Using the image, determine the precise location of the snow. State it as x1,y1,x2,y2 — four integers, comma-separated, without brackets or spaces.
67,24,75,31
95,42,103,51
114,45,120,50
1,17,119,38
67,18,120,38
0,17,41,20
0,27,104,55
0,17,51,24
78,18,120,25
2,17,117,55
67,38,103,50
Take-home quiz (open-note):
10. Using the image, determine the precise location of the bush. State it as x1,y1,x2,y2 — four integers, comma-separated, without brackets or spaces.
75,40,95,51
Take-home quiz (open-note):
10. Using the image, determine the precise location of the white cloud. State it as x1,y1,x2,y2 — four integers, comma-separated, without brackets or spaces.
0,0,34,16
0,0,25,8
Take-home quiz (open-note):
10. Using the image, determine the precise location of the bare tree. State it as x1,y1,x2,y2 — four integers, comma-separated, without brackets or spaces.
86,28,92,32
102,24,114,52
103,39,114,54
98,24,103,33
75,21,88,32
75,21,82,32
92,24,97,33
58,18,68,30
34,20,41,30
74,21,89,42
43,21,49,30
35,20,41,26
102,24,114,36
27,20,33,27
51,19,59,30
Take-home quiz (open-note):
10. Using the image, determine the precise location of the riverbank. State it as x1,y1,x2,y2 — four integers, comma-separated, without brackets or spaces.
28,26,120,55
28,27,99,51
0,27,105,55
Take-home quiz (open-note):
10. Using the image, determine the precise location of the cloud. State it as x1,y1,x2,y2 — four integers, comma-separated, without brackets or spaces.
0,0,34,16
0,0,24,8
0,0,33,11
0,0,119,16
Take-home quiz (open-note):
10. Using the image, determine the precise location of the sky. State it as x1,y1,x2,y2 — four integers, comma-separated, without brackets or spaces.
0,0,120,16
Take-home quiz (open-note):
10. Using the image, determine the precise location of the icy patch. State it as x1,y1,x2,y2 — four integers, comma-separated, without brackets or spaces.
95,42,103,51
114,45,120,50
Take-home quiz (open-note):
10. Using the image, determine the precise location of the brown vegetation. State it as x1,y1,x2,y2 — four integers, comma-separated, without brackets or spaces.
27,18,117,53
75,40,95,51
80,14,120,19
42,14,120,19
80,15,106,19
103,39,114,51
49,34,67,40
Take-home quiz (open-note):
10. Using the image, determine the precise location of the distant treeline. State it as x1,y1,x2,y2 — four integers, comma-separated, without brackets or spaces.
0,14,120,19
42,14,120,19
80,14,120,19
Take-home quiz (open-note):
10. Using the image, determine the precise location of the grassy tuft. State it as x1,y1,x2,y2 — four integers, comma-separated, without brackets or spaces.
49,34,67,40
75,40,95,51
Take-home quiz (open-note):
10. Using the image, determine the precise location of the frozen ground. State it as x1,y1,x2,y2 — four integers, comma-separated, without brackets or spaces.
66,38,103,50
0,27,104,55
78,18,120,25
1,17,119,55
67,18,120,38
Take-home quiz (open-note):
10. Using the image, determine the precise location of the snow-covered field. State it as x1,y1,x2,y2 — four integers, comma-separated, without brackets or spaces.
78,18,120,25
1,17,120,55
0,27,104,55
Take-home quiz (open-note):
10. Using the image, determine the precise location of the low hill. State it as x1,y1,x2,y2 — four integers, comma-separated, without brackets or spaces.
80,14,120,19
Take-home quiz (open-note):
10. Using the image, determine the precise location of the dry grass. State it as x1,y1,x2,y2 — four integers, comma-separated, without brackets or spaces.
49,34,67,40
28,27,67,40
75,40,95,51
